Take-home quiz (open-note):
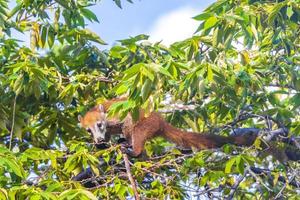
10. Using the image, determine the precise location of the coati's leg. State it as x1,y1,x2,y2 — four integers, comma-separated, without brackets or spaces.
130,128,148,157
128,113,163,157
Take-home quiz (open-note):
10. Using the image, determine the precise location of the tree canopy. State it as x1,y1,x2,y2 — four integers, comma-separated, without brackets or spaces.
0,0,300,199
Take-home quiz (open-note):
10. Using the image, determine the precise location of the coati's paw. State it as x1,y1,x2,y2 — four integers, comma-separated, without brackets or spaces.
120,144,140,157
95,142,109,149
120,144,130,154
117,138,127,144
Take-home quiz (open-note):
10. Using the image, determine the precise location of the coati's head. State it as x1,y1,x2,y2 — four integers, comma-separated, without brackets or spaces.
78,105,107,143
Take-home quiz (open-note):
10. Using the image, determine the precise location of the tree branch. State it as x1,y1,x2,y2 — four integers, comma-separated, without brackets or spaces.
250,167,300,188
225,172,246,200
122,149,140,200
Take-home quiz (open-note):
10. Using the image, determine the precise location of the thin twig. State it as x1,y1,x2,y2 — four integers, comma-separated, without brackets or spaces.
123,151,140,200
274,183,286,199
9,95,17,150
226,173,246,200
95,77,114,83
274,172,297,199
248,167,273,191
194,186,222,197
268,83,295,90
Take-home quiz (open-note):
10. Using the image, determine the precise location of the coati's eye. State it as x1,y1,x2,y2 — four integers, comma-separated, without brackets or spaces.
86,128,92,133
97,122,104,129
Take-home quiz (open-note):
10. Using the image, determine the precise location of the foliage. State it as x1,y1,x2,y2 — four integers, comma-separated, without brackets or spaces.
0,0,299,199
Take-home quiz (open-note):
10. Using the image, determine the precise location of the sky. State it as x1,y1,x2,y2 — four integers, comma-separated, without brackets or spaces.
9,0,216,48
89,0,215,46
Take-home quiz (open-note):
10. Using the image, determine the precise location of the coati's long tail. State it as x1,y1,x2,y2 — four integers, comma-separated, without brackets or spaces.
162,122,257,150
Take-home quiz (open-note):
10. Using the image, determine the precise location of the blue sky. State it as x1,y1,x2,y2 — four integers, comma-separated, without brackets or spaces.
9,0,215,47
89,0,215,46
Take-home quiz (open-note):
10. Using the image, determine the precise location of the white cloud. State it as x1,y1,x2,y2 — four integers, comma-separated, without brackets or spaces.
148,6,199,46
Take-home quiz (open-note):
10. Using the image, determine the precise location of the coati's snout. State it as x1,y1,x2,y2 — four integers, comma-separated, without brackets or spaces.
78,104,108,143
86,120,107,143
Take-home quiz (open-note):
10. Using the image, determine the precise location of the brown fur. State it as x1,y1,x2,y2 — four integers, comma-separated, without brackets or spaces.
79,98,257,156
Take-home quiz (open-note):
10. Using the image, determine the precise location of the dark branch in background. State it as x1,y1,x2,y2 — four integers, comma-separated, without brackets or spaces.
231,128,300,161
221,111,285,131
249,167,300,188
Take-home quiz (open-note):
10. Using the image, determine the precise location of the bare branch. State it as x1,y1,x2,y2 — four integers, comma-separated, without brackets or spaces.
268,83,296,90
250,167,300,188
94,77,114,83
225,173,246,200
123,150,140,200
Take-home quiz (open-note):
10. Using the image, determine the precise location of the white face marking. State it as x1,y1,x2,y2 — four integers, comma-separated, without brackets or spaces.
93,121,107,142
89,112,107,143
79,105,108,143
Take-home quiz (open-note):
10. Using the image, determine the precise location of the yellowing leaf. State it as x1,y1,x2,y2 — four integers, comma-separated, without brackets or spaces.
204,16,218,30
225,157,236,174
207,65,213,81
240,51,250,65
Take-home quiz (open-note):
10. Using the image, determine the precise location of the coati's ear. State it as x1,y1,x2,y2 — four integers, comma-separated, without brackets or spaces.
78,115,82,122
100,112,107,120
98,104,105,112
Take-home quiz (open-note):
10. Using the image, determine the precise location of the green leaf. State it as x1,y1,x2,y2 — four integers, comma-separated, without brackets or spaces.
141,79,152,101
250,23,258,41
47,26,55,48
7,4,21,19
131,107,140,122
149,63,172,78
287,6,293,19
290,93,300,109
39,26,47,48
0,189,7,200
212,27,221,47
207,65,213,81
80,8,99,22
123,63,143,77
110,45,127,58
118,34,149,45
236,155,245,174
63,154,79,173
240,51,250,65
115,84,129,95
204,16,218,30
267,3,285,25
13,75,24,95
225,157,236,174
79,190,98,200
141,66,154,81
193,12,213,21
1,157,24,178
77,29,107,45
113,0,122,8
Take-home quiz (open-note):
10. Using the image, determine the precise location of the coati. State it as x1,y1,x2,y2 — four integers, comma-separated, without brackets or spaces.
78,98,257,156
